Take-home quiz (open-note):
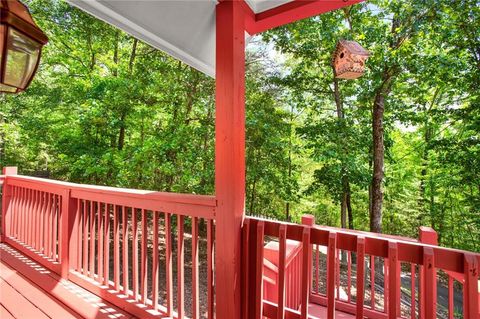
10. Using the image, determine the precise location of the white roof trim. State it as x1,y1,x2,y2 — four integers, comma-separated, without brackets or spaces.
66,0,295,78
67,0,216,77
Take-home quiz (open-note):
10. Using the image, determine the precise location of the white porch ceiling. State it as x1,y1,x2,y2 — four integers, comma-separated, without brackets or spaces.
65,0,295,77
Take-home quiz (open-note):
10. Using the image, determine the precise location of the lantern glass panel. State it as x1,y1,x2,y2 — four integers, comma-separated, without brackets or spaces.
0,83,18,93
4,28,41,89
0,25,4,63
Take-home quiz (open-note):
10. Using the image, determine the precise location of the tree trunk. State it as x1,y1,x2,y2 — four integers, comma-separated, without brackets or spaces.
370,89,386,233
346,181,353,230
332,69,351,229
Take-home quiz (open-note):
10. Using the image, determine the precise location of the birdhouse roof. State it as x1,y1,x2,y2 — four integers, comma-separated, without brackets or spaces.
339,40,370,56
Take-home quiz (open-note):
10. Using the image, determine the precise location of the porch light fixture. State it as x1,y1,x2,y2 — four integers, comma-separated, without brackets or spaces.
0,0,48,93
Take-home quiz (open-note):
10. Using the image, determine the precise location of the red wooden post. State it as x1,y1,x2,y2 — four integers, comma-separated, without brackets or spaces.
422,247,436,319
463,253,479,319
152,211,159,311
61,188,76,279
122,206,129,294
301,226,311,319
1,167,17,242
277,224,287,319
254,221,265,319
419,227,438,319
356,237,365,319
388,241,399,319
215,1,246,319
165,212,173,315
327,232,337,319
301,214,314,294
448,275,453,319
177,214,185,319
191,216,199,319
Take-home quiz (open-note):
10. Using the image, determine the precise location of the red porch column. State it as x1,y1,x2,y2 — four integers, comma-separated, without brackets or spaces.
1,166,18,242
215,1,246,319
419,227,438,319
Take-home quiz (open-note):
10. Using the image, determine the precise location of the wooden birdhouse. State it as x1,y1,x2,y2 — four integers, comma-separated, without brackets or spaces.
332,40,370,79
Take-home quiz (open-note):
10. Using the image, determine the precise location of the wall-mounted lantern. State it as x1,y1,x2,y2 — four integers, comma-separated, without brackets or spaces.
332,40,369,79
0,0,48,93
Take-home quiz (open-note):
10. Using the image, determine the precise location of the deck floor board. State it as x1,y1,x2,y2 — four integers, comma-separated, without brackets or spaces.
0,243,134,319
0,262,82,319
0,276,51,319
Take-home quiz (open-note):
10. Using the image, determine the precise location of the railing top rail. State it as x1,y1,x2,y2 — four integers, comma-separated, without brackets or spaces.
5,175,217,219
6,175,216,206
246,216,480,275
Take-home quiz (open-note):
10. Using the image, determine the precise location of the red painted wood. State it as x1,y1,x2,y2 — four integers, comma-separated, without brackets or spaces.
60,189,70,278
384,257,389,313
336,248,340,300
423,247,436,319
463,253,479,319
44,190,53,257
141,209,148,304
75,199,81,272
122,206,129,294
1,167,17,242
0,276,51,319
255,221,265,319
247,0,365,35
370,255,375,310
177,214,185,319
103,203,110,286
0,262,81,319
152,211,159,311
356,237,365,319
132,207,139,299
215,1,246,318
242,219,250,319
1,244,131,319
82,200,88,276
97,202,103,283
277,224,287,319
347,251,351,303
301,226,311,319
165,212,173,315
447,275,453,319
88,200,95,278
7,175,216,219
207,219,214,319
27,189,32,246
310,294,387,319
327,232,336,319
32,190,38,250
53,194,59,261
114,205,120,290
315,244,319,294
191,216,199,319
411,264,416,319
388,242,399,319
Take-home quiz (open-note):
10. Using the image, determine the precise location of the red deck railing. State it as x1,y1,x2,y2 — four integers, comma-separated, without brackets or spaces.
1,170,216,319
1,167,479,319
243,216,480,319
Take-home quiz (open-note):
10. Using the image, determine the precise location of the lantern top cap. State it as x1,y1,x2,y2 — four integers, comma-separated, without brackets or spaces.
0,0,48,44
337,40,370,56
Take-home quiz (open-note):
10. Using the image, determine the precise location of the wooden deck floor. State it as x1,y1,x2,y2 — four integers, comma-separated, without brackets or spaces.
0,243,135,319
0,242,355,319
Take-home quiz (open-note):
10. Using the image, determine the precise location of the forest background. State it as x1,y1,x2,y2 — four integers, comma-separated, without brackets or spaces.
1,0,478,252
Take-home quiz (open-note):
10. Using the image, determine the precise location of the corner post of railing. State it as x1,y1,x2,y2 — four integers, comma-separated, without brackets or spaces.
301,214,315,298
419,226,438,319
1,166,17,243
463,253,479,319
60,187,76,279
